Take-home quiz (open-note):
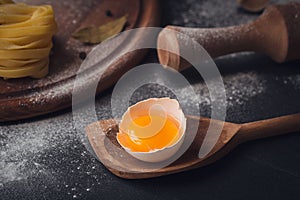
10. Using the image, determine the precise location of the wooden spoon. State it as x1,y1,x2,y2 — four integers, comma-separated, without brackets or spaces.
157,2,300,71
86,113,300,179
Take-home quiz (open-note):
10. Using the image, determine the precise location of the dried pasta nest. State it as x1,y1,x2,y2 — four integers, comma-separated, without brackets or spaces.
0,3,57,79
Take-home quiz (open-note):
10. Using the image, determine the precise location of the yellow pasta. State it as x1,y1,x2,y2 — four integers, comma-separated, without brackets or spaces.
0,2,57,79
0,36,52,49
0,59,40,68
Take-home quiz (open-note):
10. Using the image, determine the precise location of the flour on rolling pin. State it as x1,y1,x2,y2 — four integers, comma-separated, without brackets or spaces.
158,2,300,71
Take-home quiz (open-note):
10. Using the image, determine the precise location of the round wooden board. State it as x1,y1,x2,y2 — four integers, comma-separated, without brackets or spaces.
0,0,160,122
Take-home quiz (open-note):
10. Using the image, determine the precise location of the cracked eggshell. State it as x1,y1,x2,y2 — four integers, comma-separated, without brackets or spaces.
117,98,186,163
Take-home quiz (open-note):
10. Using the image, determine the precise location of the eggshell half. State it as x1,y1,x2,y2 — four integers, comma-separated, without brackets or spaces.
117,98,186,163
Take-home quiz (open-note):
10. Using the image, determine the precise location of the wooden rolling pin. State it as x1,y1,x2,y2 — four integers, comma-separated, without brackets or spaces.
157,2,300,71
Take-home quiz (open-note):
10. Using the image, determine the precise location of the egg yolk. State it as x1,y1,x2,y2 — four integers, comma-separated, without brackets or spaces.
117,115,180,152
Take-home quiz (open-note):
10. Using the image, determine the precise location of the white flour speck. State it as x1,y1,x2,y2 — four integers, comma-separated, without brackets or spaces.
0,116,76,184
281,74,300,89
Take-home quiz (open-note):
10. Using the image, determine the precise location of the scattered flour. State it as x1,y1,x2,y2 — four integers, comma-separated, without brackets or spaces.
1,0,299,198
0,95,114,198
0,118,73,184
0,70,266,187
280,74,300,90
163,0,257,28
164,0,297,28
130,70,266,117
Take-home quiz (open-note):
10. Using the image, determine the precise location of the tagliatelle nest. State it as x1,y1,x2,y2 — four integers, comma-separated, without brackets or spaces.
0,2,57,79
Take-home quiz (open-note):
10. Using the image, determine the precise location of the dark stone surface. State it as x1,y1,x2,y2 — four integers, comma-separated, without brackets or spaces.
1,0,300,199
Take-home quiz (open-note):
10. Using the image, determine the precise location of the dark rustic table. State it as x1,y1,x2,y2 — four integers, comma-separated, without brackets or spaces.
1,0,300,199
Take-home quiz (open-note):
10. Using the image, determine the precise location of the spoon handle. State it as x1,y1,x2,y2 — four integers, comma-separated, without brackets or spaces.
237,113,300,142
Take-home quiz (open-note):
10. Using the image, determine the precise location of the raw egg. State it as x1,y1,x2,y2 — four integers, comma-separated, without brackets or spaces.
117,98,186,162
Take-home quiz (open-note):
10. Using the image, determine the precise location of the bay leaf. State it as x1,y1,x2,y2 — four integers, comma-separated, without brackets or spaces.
72,15,128,44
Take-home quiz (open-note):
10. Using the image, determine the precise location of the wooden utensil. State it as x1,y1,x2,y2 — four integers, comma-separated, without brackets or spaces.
86,113,300,179
237,0,270,12
157,2,300,71
0,0,160,122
